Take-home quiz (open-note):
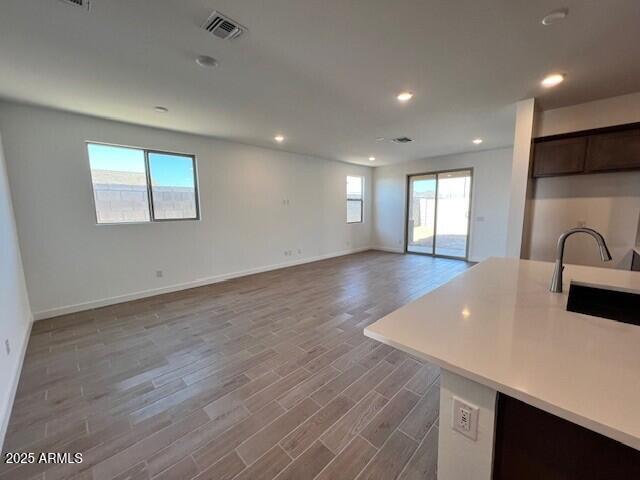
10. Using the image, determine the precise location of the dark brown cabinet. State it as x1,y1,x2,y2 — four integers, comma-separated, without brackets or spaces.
493,394,640,480
532,137,587,177
532,122,640,178
632,250,640,272
586,128,640,172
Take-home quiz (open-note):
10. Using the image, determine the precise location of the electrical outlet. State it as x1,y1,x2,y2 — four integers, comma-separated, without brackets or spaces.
156,270,163,278
4,339,10,356
452,396,479,440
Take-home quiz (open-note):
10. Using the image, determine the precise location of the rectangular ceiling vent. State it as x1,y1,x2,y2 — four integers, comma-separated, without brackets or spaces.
202,11,246,40
58,0,90,10
392,137,413,144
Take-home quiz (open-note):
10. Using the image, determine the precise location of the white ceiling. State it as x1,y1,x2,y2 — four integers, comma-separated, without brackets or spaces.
0,0,639,166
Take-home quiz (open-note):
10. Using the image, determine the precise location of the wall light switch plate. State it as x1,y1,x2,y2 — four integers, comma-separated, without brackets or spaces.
452,396,479,440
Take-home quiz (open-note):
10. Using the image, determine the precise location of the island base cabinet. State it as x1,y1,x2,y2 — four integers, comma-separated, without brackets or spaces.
493,394,640,479
437,370,497,480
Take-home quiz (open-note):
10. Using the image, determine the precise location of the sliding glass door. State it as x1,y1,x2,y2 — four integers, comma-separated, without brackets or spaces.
407,174,437,254
407,169,472,259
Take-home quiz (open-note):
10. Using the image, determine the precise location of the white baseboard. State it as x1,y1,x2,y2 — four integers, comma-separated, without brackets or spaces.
33,247,373,321
0,319,32,452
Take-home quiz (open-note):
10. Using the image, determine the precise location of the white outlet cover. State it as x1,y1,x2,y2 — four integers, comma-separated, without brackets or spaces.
452,396,479,441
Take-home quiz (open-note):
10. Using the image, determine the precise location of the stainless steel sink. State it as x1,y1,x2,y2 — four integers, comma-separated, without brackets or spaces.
566,281,640,326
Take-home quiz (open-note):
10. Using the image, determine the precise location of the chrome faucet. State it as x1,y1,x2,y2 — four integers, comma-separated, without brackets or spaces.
550,227,612,293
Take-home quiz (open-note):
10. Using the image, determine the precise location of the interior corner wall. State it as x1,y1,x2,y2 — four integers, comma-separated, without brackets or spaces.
0,130,33,450
0,101,373,320
372,147,513,262
505,98,535,258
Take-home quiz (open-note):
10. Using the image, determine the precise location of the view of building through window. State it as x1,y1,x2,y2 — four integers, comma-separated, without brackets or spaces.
87,143,198,224
148,152,198,220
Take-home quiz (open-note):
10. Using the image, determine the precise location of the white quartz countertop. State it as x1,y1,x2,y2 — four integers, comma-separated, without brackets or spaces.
364,257,640,450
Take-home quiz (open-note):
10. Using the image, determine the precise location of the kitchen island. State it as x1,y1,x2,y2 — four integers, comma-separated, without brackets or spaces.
364,257,640,479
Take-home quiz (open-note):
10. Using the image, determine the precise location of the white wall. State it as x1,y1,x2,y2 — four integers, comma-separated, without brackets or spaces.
505,99,535,258
373,148,513,262
0,131,32,449
524,172,640,270
535,91,640,137
525,91,640,269
0,102,373,319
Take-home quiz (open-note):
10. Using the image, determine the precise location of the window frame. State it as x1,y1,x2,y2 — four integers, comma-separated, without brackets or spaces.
86,142,201,225
145,149,200,222
346,175,364,224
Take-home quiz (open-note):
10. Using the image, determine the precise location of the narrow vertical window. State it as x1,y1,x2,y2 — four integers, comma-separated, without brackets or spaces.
346,175,363,223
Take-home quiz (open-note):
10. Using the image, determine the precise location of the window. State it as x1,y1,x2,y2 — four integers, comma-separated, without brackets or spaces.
407,169,472,259
346,175,363,223
148,152,198,220
87,143,199,224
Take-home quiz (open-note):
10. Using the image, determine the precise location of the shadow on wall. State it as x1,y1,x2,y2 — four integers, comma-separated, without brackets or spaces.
524,171,640,270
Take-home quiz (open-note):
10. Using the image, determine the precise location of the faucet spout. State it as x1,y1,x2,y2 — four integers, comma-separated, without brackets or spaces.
549,227,612,293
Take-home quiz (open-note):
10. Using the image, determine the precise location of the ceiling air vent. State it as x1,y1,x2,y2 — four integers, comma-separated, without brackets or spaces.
58,0,90,10
202,11,246,40
392,137,413,144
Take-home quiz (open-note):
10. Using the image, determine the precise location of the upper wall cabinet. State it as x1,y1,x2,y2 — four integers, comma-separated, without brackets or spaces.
533,137,587,177
532,122,640,178
585,128,640,172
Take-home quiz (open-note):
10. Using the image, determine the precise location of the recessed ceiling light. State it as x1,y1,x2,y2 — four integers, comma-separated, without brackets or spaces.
368,156,376,161
541,73,565,88
397,92,413,102
375,137,385,142
472,138,483,145
154,106,169,113
542,8,568,26
196,55,219,68
274,135,285,143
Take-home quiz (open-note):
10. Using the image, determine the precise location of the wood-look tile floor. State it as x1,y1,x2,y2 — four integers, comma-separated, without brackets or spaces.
1,251,470,480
